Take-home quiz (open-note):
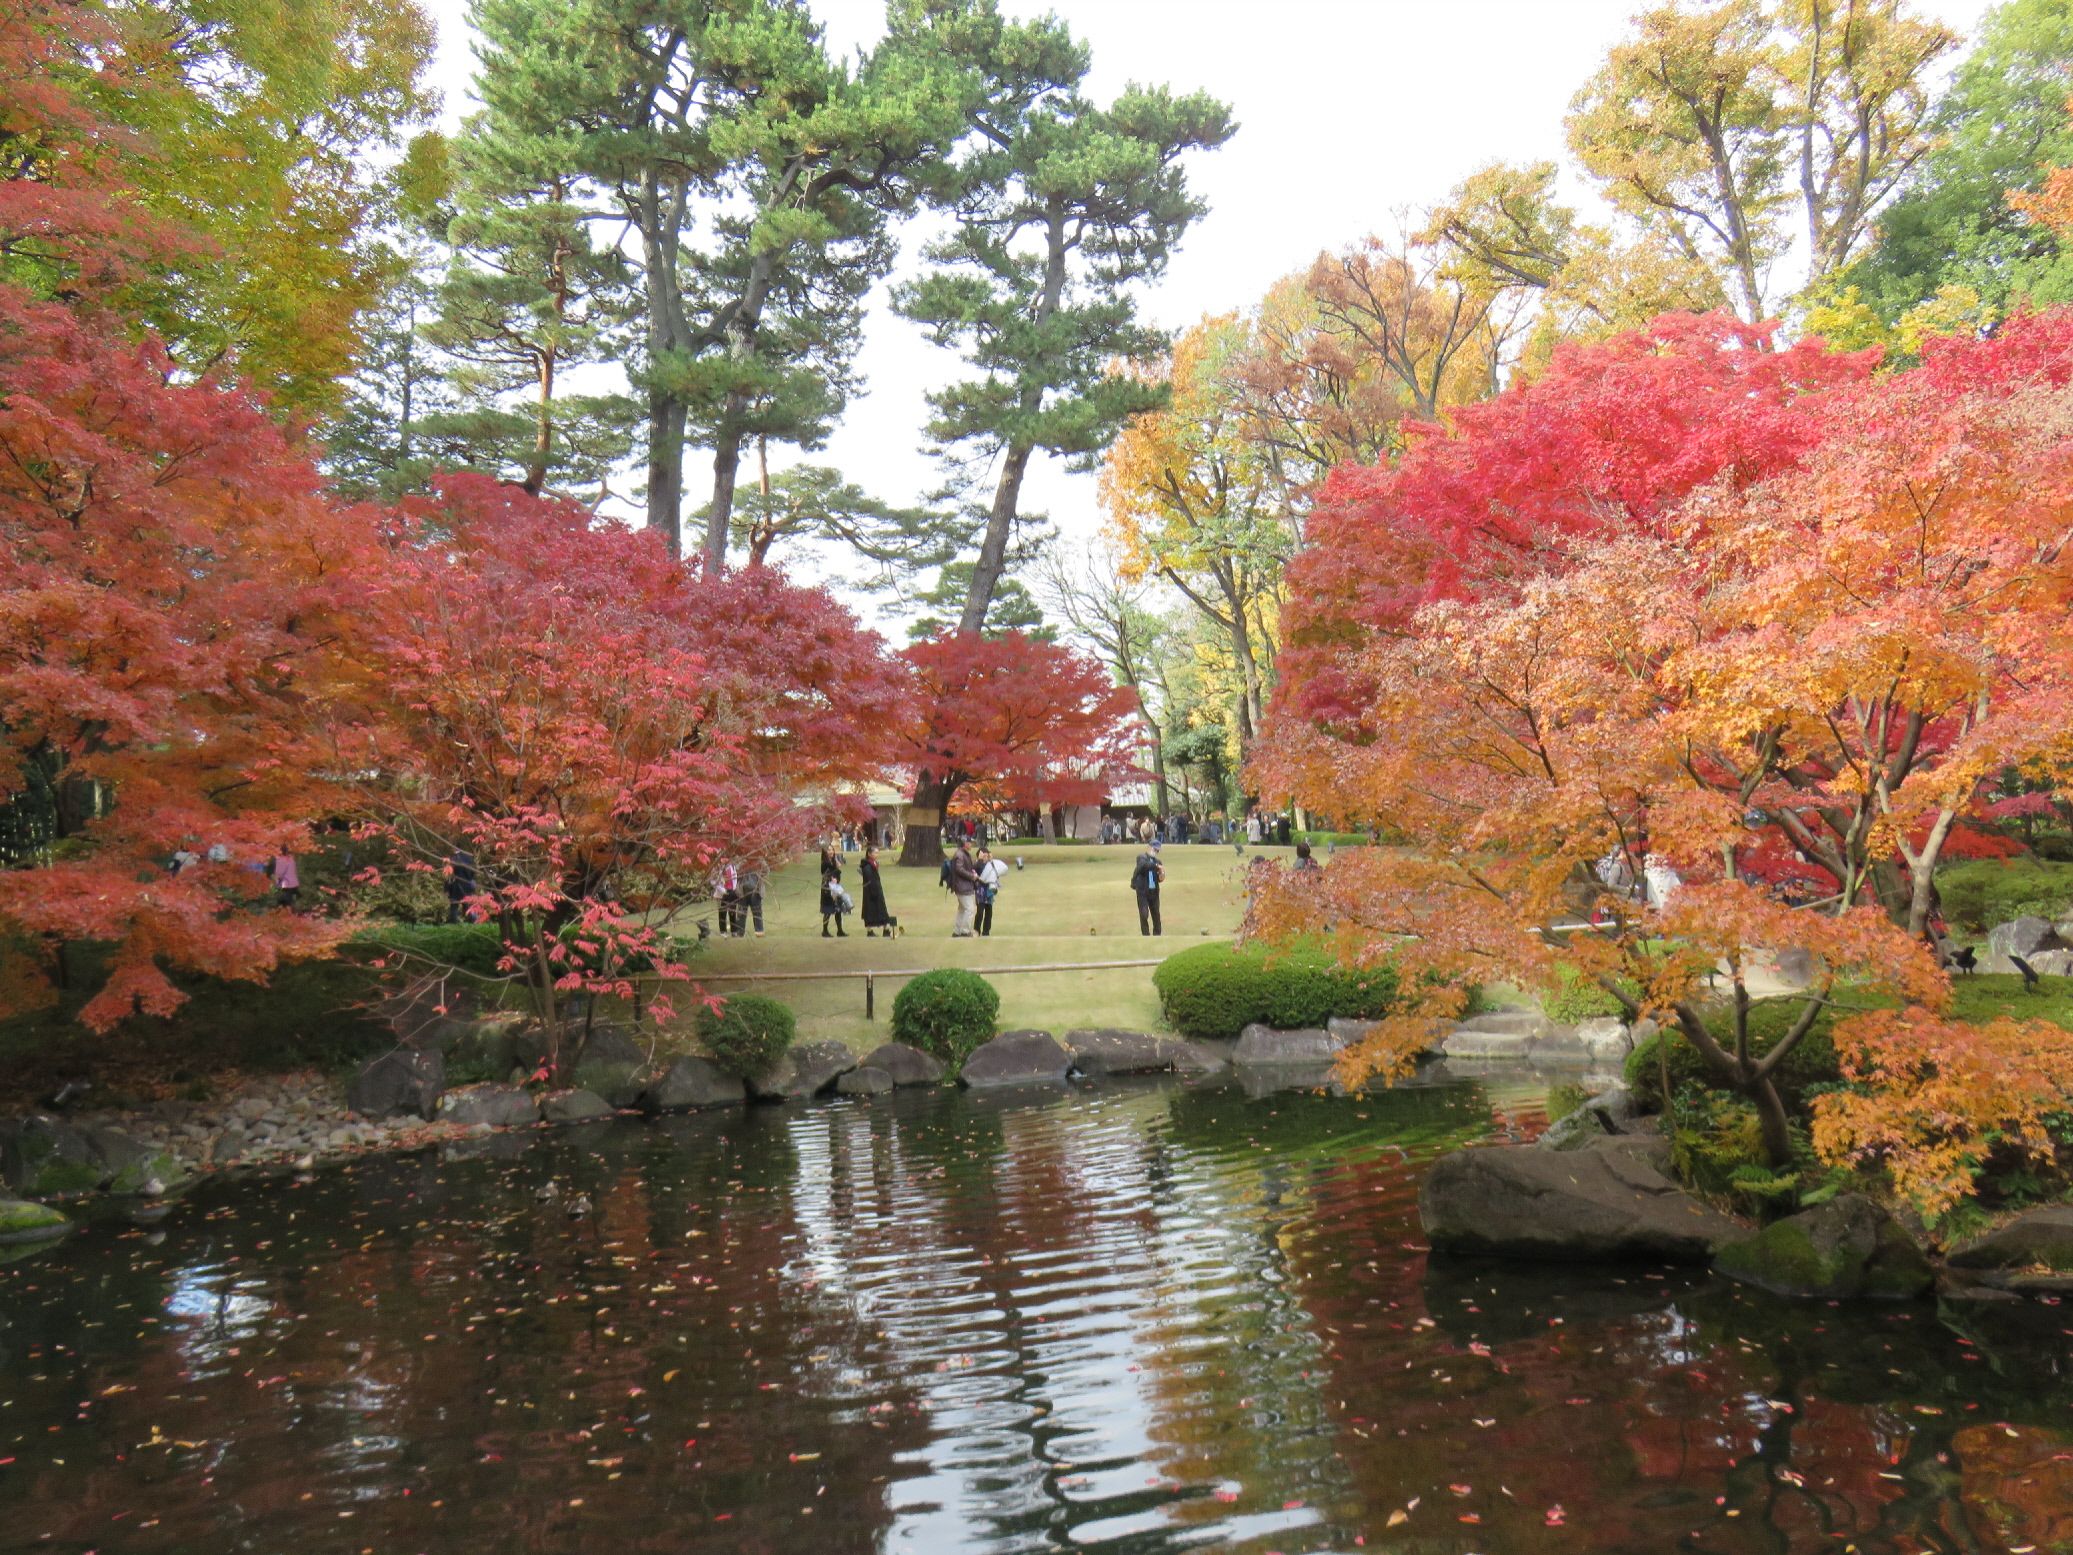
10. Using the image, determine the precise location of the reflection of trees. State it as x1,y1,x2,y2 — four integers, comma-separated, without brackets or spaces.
0,1119,924,1553
5,1082,2072,1555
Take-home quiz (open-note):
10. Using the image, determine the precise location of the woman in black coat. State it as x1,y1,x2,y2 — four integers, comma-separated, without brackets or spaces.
819,845,847,937
859,845,900,937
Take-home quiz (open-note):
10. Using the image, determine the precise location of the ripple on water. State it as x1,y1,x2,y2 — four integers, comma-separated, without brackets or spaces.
1,1071,2070,1554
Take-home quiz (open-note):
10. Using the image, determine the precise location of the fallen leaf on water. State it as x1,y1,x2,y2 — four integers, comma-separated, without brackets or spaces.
1386,1510,1409,1528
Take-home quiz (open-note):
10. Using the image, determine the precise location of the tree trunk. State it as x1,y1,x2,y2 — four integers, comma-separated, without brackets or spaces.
705,402,745,574
898,774,956,867
525,349,555,496
1746,1073,1794,1168
956,204,1067,635
958,441,1036,634
647,394,684,559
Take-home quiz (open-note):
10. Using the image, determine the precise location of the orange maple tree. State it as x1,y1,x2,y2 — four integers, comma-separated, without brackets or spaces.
1252,311,2073,1209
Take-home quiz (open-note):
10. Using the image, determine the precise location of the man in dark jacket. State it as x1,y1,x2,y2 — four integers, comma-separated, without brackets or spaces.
948,840,980,937
1130,842,1165,936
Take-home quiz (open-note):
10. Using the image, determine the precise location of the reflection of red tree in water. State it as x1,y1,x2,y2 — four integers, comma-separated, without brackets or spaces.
3,1128,928,1555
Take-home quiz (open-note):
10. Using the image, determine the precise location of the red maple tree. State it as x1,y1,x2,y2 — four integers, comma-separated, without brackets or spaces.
892,631,1144,865
350,474,906,1073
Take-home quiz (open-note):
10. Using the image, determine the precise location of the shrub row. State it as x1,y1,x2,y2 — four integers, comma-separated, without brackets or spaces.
1935,857,2073,933
1152,941,1398,1042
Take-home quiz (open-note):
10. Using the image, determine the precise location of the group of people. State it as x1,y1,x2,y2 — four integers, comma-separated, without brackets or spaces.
167,843,301,909
938,837,1009,937
819,844,904,937
1096,810,1295,848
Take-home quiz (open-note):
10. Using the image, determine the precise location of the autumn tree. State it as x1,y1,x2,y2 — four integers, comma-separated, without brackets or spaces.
1843,0,2073,325
1103,314,1295,754
104,0,442,416
1252,309,2073,1212
1421,159,1724,362
0,298,374,1028
1566,0,1954,321
891,632,1142,864
355,474,907,1074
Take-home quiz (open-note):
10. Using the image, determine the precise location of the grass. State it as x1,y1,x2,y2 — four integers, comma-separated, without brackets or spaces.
678,841,1271,1050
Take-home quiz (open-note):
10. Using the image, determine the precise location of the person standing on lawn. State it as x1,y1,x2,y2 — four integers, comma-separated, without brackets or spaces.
819,845,848,938
974,846,1007,937
1131,840,1165,936
860,845,900,938
947,837,980,937
737,862,765,936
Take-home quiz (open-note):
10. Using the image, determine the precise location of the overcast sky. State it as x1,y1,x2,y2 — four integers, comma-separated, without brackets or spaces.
413,0,1997,623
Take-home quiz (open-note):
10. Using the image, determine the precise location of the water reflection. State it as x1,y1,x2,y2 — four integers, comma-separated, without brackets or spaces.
0,1072,2067,1554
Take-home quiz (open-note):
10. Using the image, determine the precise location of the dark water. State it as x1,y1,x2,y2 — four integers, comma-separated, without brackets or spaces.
2,1074,2069,1555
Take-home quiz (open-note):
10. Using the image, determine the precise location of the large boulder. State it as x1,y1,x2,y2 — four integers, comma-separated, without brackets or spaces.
1574,1018,1635,1062
960,1030,1072,1090
437,1083,539,1128
1420,1135,1743,1264
571,1026,650,1108
860,1042,945,1087
1714,1194,1934,1300
750,1039,857,1100
78,1127,183,1195
640,1055,745,1112
836,1066,893,1096
539,1088,614,1124
1066,1029,1182,1076
1439,1009,1557,1060
1947,1205,2073,1271
1986,915,2065,972
1540,1085,1641,1151
0,1198,71,1246
0,1115,102,1197
1233,1023,1345,1067
430,1012,530,1074
1170,1041,1230,1073
347,1046,446,1121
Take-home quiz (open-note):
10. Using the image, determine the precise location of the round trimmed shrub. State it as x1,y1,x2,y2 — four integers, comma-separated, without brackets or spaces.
1152,942,1398,1042
699,993,797,1079
891,969,1000,1072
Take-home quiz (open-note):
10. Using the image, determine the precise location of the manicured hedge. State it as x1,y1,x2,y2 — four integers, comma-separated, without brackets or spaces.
891,969,1000,1072
1624,998,1844,1112
1935,857,2073,933
699,993,797,1079
351,922,507,977
1153,941,1398,1042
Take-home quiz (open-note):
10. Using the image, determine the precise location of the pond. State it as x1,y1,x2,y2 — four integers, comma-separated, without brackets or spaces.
2,1072,2068,1555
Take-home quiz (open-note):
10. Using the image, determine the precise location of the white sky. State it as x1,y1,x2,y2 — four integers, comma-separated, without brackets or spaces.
414,0,1997,626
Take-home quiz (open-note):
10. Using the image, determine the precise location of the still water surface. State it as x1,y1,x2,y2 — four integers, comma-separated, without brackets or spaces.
2,1072,2069,1554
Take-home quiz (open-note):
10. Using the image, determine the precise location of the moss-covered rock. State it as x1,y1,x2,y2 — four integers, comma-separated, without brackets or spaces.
1714,1194,1932,1300
0,1198,72,1245
0,1115,103,1198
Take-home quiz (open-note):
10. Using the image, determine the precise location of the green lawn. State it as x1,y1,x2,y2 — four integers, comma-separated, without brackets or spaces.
681,841,1277,1050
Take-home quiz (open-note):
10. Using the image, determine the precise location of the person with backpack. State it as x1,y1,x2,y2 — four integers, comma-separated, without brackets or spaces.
1130,841,1165,936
